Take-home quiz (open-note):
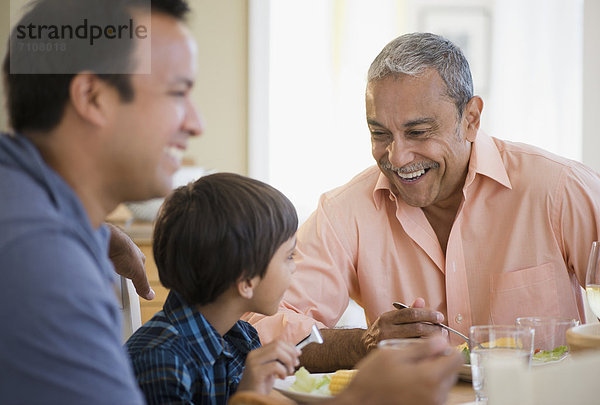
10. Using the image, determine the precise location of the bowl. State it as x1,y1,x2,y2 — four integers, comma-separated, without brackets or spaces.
515,317,579,363
566,323,600,353
125,198,165,222
124,166,214,222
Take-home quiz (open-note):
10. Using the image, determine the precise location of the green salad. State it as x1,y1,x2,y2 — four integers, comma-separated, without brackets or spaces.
458,343,568,364
532,345,569,362
288,367,331,396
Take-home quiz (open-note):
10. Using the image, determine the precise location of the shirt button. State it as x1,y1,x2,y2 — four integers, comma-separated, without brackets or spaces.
455,314,463,324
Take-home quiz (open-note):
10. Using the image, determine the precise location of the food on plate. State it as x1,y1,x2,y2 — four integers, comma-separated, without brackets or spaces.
532,345,569,362
481,337,517,348
288,367,358,396
288,367,331,396
456,342,470,364
329,369,358,395
456,337,520,365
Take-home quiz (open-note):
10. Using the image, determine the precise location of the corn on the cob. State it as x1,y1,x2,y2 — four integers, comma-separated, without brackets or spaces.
328,369,358,395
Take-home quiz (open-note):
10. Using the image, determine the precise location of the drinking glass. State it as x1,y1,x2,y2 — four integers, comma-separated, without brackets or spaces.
585,241,600,320
469,325,534,404
515,317,578,364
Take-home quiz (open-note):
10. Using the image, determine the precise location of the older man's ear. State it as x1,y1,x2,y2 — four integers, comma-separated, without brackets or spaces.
464,96,484,142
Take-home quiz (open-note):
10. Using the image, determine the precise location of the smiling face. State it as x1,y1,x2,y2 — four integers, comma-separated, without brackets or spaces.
249,236,297,316
104,10,203,201
366,69,479,209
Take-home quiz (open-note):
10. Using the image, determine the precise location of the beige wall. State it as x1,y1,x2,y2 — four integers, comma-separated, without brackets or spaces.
0,0,249,175
186,0,248,175
0,0,16,132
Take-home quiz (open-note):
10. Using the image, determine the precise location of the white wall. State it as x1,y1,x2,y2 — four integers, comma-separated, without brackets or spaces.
582,0,600,172
582,0,600,324
253,0,588,225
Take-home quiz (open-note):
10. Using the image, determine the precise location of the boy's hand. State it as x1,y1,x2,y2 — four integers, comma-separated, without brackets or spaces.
237,340,301,395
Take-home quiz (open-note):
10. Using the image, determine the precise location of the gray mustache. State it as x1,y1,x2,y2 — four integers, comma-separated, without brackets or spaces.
380,161,439,173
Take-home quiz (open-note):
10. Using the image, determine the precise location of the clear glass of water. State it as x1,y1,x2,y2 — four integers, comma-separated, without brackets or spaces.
469,325,535,404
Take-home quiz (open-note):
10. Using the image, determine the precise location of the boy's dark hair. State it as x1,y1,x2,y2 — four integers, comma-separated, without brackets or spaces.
153,173,299,306
2,0,190,134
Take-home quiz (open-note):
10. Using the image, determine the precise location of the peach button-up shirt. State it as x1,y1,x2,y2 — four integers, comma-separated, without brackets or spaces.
246,133,600,345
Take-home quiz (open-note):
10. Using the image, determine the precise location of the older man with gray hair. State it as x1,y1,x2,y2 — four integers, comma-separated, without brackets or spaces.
247,32,600,372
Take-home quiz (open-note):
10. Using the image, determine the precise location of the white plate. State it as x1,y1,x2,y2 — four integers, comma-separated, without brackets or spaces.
458,364,472,382
273,373,333,403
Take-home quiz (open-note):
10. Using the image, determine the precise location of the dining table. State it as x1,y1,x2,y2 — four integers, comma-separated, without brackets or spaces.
446,380,476,405
233,346,600,405
256,378,476,405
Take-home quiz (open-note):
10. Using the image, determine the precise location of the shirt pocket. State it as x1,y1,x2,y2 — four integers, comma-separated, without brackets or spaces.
490,262,561,325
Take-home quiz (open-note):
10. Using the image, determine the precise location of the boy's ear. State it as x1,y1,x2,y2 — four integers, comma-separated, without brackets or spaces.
237,275,260,299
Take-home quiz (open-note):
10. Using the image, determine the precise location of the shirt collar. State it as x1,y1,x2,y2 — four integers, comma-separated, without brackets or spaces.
372,131,512,208
373,172,393,210
162,291,255,365
465,131,512,190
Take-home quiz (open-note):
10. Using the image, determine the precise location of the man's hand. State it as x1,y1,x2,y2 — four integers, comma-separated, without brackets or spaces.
107,223,155,300
331,336,462,405
361,298,446,351
298,298,447,372
237,340,301,395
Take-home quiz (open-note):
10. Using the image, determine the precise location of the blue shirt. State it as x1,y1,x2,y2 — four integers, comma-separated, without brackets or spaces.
0,133,144,404
126,291,261,405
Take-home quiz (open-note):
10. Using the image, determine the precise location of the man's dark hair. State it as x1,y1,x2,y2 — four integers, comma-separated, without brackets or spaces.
2,0,190,134
153,173,299,306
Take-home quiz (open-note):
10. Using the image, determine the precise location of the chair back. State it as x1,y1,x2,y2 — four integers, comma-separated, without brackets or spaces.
117,276,142,342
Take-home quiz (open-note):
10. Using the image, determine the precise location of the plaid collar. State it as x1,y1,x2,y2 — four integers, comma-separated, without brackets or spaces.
162,291,255,366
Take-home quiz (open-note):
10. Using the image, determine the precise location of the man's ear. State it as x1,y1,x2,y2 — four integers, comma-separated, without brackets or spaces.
463,96,484,142
68,72,116,127
237,275,260,300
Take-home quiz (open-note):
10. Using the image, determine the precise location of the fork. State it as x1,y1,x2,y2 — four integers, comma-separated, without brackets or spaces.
296,324,324,350
392,301,471,345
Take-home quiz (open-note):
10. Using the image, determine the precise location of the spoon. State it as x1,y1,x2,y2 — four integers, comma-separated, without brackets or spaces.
296,324,324,350
392,301,471,345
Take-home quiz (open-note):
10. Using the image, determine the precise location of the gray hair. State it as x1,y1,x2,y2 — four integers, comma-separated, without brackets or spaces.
368,32,473,115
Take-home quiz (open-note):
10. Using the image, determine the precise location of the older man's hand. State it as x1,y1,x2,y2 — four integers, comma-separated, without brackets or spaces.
107,223,155,300
361,298,446,351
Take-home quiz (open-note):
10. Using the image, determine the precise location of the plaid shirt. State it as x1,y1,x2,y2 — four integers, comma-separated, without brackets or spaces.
125,291,261,405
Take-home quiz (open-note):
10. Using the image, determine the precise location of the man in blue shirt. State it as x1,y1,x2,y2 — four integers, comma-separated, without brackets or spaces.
0,0,203,403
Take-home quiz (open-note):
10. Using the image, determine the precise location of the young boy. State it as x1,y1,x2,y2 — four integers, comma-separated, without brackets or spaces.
126,173,301,404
